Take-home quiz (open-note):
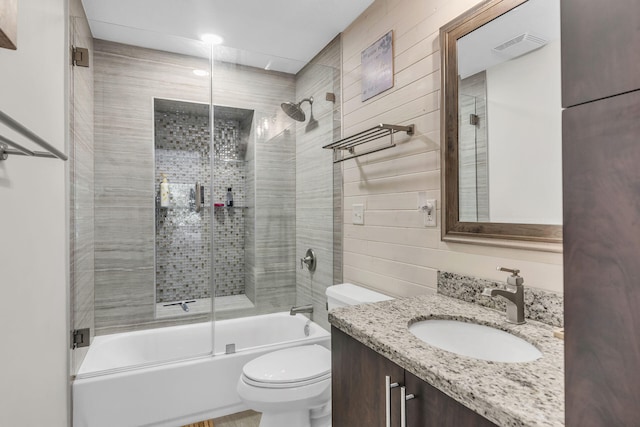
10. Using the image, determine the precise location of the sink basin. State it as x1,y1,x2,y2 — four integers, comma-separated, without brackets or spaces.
409,319,542,363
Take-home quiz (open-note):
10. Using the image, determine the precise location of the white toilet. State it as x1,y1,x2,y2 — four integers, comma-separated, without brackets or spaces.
237,283,392,427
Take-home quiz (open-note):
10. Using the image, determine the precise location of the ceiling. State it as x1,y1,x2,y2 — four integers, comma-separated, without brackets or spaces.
457,0,560,79
81,0,374,74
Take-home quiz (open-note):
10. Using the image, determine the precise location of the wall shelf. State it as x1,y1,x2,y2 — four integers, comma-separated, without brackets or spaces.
322,123,414,163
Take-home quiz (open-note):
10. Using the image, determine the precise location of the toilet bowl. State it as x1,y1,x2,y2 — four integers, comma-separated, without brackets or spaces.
237,345,331,427
237,283,392,427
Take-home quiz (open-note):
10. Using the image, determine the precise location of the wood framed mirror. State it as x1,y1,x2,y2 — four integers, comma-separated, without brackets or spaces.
440,0,562,246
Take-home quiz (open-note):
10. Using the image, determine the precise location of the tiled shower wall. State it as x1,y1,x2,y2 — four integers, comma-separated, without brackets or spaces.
154,106,211,302
295,36,341,331
213,119,247,297
154,109,248,302
94,40,297,334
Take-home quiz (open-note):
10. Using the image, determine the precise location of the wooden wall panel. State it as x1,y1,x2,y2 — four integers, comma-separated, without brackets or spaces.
563,90,640,426
561,0,640,107
340,0,564,297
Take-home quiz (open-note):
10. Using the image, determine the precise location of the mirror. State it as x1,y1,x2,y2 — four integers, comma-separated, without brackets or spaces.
440,0,562,245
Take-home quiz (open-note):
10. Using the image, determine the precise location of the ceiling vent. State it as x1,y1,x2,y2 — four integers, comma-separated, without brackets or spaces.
492,33,548,59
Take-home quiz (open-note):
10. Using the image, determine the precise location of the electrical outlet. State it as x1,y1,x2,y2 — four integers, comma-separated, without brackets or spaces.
352,204,364,225
424,199,437,227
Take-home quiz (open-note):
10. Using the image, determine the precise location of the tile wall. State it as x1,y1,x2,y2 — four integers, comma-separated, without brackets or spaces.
294,36,342,331
154,103,212,302
94,40,297,334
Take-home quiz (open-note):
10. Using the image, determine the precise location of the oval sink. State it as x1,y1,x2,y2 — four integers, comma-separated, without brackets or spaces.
409,319,542,363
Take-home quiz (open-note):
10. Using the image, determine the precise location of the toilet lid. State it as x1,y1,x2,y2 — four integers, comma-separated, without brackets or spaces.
242,345,331,385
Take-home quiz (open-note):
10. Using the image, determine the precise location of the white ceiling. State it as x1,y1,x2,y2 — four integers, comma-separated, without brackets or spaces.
81,0,374,74
457,0,560,79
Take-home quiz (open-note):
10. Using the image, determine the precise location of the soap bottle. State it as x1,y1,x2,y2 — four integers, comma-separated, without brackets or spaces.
160,174,170,208
226,187,234,207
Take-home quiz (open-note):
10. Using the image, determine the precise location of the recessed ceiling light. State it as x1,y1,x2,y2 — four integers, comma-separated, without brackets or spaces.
193,69,210,77
200,33,224,45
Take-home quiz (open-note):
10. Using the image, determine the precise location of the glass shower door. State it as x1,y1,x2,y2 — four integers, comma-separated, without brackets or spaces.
71,24,217,377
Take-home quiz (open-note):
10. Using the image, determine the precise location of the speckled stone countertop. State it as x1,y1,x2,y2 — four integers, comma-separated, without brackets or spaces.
329,294,564,427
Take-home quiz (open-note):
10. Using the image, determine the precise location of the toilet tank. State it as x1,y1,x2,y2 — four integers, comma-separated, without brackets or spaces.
326,283,393,310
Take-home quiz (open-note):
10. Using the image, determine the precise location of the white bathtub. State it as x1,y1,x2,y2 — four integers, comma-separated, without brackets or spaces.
73,312,330,427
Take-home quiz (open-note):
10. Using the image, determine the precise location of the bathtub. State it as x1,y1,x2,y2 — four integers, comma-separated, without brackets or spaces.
73,312,330,427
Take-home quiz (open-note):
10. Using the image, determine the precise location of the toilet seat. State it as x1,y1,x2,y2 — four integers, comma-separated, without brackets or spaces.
241,345,331,389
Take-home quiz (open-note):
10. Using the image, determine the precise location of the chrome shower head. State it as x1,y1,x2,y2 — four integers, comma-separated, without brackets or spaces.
281,97,313,122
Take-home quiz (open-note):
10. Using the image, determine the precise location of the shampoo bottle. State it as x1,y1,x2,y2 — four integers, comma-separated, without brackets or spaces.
226,187,234,207
160,174,170,208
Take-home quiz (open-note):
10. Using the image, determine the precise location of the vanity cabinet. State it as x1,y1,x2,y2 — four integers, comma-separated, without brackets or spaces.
561,0,640,107
331,327,496,427
562,1,640,425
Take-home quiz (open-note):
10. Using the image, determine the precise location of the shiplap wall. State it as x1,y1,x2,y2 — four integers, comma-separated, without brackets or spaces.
340,0,563,296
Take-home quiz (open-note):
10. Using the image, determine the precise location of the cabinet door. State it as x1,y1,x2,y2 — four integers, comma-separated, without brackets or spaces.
563,90,640,425
404,371,496,426
332,327,404,427
561,0,640,107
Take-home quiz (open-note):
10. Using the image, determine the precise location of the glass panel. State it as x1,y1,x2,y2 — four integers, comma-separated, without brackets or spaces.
69,15,96,376
73,24,215,378
207,42,340,336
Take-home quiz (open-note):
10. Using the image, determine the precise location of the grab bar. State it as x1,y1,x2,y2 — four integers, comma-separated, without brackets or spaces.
0,109,68,161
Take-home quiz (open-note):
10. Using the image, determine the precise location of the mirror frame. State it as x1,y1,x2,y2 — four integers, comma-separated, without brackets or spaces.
440,0,562,245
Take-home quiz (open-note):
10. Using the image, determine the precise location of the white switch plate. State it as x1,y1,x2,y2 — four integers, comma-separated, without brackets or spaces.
352,204,364,225
424,199,437,227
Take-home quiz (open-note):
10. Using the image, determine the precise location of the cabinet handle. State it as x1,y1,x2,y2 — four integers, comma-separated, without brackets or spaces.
385,375,399,427
400,386,416,427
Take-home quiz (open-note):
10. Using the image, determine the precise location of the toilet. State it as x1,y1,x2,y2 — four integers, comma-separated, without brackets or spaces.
237,283,392,427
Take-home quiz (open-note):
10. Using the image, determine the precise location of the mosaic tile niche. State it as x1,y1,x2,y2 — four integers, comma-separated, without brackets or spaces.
154,99,250,303
155,100,211,303
212,118,248,297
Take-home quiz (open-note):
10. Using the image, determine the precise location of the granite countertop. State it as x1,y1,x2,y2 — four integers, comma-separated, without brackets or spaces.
329,293,564,427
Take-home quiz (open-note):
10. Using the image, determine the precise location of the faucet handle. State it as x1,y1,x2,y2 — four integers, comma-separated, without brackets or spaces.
497,266,520,276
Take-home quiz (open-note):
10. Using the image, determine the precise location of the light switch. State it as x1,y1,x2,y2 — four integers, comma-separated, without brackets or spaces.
352,204,364,225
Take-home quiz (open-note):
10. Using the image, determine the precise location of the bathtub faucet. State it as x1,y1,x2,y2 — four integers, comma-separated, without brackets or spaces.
180,301,190,312
290,304,313,316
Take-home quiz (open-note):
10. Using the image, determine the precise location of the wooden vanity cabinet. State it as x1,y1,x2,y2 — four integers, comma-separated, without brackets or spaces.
332,327,496,427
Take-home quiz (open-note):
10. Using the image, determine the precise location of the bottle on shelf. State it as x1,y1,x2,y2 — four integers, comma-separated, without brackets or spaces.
160,174,170,208
226,187,234,207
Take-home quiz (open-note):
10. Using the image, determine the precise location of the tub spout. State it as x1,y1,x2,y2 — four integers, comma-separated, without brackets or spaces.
180,301,190,312
290,304,313,316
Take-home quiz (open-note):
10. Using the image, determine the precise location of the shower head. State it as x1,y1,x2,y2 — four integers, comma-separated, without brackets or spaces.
281,97,313,122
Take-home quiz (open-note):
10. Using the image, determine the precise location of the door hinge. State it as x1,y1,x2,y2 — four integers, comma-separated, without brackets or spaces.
469,113,480,126
72,328,90,349
72,46,89,67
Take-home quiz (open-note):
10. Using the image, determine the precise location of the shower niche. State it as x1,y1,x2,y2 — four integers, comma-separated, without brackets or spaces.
153,98,255,317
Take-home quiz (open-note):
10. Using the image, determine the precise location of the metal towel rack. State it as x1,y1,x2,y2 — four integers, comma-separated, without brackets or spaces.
0,109,68,161
323,123,414,163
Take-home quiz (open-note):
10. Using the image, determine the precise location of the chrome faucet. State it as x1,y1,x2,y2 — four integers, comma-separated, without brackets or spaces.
290,304,313,316
180,301,190,312
483,267,525,324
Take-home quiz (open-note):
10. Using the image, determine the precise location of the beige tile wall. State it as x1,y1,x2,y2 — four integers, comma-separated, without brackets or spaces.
340,0,563,296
